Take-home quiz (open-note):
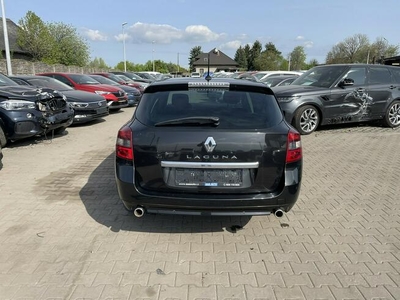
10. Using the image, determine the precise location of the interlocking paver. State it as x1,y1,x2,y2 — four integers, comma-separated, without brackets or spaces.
1,109,400,299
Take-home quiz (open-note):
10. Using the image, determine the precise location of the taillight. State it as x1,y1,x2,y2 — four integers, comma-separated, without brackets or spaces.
116,126,133,160
286,130,302,163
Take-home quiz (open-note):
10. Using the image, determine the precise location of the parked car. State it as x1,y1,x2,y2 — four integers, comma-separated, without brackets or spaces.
10,75,109,124
0,73,74,147
88,74,141,106
109,71,152,84
37,72,128,111
260,75,298,87
102,72,149,93
272,64,400,135
115,77,302,218
190,72,201,78
253,71,303,82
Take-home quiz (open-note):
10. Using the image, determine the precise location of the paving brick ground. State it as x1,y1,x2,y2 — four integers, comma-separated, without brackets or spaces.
0,108,399,300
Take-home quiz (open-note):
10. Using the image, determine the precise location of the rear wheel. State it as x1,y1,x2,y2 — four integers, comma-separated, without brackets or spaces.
0,126,6,147
293,105,320,135
382,100,400,128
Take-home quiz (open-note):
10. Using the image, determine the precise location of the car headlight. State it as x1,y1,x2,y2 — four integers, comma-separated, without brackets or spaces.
95,91,111,95
69,102,89,108
276,96,301,103
0,100,36,110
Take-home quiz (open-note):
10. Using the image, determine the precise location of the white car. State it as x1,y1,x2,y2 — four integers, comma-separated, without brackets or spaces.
253,71,302,81
190,72,201,78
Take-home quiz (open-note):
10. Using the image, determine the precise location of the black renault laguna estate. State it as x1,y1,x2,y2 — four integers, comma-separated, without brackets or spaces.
115,77,302,218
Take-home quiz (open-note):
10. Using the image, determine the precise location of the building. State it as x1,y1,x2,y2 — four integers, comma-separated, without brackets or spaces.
0,18,32,60
381,55,400,66
192,49,239,76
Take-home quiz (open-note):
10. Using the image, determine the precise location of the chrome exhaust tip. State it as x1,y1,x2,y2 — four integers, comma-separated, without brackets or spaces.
133,206,145,218
274,209,284,218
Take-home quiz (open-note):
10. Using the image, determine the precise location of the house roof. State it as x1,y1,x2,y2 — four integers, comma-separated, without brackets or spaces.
0,18,29,54
193,49,238,67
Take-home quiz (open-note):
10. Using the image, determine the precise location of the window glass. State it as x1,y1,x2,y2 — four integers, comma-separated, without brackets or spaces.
341,67,366,86
292,65,348,88
135,90,283,129
368,67,392,84
389,67,400,83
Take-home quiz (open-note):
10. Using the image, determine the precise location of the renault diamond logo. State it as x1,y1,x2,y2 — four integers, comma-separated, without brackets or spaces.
204,137,216,153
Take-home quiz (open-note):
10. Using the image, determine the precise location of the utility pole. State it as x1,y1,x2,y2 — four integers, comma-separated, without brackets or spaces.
1,0,12,75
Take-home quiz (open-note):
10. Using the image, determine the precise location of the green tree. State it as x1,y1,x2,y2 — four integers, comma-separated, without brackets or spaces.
188,46,202,72
289,46,306,70
88,57,109,69
234,46,247,70
305,58,319,69
254,42,284,70
243,44,251,71
47,22,90,66
17,11,52,61
326,34,369,64
248,40,262,70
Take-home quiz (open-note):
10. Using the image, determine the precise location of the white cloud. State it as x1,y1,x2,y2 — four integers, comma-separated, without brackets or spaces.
114,33,129,43
304,41,314,48
83,29,108,41
220,40,243,50
123,22,224,44
296,36,305,40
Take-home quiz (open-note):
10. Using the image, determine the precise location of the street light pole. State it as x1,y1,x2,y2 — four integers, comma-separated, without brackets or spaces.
122,22,127,72
1,0,12,75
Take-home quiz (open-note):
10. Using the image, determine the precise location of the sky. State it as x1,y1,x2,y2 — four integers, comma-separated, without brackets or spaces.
3,0,400,69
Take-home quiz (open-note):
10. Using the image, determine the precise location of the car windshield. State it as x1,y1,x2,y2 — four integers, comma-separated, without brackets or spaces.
135,89,283,129
26,77,73,91
0,73,19,86
89,75,117,86
69,74,100,84
291,65,348,88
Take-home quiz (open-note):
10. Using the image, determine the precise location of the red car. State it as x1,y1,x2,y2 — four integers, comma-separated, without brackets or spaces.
37,72,128,110
91,72,148,93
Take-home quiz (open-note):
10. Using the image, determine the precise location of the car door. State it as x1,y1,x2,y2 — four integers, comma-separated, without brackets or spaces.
324,66,367,122
365,66,396,117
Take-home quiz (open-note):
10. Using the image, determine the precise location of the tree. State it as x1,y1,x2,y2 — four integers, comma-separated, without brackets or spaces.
254,42,284,70
47,22,90,66
326,34,370,64
17,11,53,61
188,46,202,72
244,44,251,71
234,46,247,70
88,57,109,69
289,46,306,70
248,40,262,70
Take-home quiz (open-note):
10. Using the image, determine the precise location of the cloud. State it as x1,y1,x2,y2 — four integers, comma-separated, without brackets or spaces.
114,33,129,43
296,36,305,40
304,41,314,48
123,22,224,44
220,40,243,50
82,29,108,41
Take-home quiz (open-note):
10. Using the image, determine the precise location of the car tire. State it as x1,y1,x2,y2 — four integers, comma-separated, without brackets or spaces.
293,105,320,135
382,100,400,128
0,126,6,147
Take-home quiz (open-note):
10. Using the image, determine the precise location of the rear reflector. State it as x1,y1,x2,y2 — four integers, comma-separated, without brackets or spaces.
116,126,133,160
286,130,302,163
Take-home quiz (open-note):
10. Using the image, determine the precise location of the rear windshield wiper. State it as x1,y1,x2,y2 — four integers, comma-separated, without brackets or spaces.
155,116,220,127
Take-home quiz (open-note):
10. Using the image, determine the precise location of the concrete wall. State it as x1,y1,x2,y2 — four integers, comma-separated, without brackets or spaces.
0,59,108,75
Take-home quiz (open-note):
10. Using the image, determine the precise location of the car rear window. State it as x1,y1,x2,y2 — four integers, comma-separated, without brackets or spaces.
135,90,283,129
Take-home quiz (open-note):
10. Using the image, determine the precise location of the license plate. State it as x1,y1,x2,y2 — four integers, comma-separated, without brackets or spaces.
175,168,243,187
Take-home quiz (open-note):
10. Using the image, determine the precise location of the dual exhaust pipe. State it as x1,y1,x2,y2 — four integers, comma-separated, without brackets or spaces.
132,206,284,219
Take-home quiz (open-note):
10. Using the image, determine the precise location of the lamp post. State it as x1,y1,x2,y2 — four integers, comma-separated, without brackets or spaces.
122,22,127,72
205,48,219,81
152,41,155,72
1,0,12,75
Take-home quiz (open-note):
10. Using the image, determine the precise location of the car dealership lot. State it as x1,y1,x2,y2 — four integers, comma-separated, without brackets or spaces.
0,108,399,300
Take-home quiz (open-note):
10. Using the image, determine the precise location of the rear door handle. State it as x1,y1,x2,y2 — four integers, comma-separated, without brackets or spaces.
389,85,395,89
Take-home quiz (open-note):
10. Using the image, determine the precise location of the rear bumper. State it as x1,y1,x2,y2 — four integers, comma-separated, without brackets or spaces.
115,162,301,216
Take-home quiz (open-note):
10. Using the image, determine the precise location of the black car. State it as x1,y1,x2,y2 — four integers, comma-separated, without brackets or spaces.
272,64,400,134
115,77,302,218
88,74,142,106
10,75,109,124
0,73,74,147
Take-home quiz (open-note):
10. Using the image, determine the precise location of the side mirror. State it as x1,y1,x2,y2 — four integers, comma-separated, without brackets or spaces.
339,78,354,87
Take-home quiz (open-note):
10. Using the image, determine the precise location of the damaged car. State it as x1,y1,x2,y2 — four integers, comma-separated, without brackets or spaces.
0,73,74,147
272,64,400,134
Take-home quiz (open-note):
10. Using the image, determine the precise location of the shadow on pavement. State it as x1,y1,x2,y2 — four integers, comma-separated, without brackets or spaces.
79,152,252,233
